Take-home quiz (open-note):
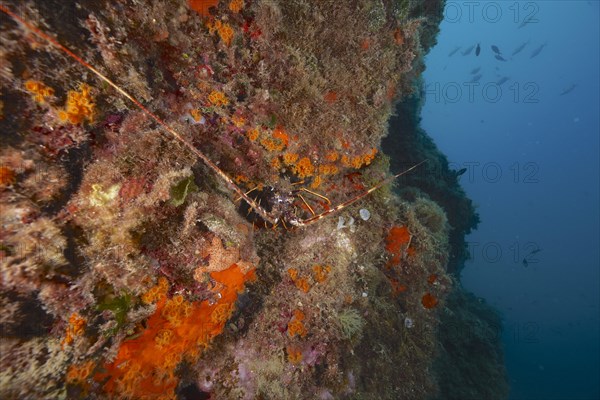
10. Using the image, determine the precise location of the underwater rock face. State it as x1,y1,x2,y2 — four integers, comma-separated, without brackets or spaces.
1,1,505,399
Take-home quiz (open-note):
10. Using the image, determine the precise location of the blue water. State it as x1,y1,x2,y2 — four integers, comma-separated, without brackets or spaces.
421,1,600,399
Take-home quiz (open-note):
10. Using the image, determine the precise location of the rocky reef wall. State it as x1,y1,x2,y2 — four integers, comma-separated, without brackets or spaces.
1,0,505,399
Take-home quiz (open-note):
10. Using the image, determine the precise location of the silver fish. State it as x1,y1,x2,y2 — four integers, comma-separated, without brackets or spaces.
496,76,510,86
559,84,577,96
448,46,461,57
462,44,475,56
511,40,530,56
530,43,547,58
469,74,483,83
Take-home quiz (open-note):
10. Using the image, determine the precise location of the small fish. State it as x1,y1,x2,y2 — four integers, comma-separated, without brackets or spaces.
496,76,510,86
491,45,501,55
448,46,461,57
462,44,475,56
455,167,467,177
511,40,530,56
469,73,482,83
475,43,481,56
495,54,507,62
559,84,577,96
522,258,529,267
530,43,547,58
470,66,481,75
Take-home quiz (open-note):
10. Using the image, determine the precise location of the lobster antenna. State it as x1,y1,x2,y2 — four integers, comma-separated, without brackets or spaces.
297,160,428,226
0,4,278,225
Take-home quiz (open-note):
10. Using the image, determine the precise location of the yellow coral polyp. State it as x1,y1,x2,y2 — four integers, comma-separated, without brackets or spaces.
190,108,203,122
341,155,350,167
325,151,339,162
231,114,246,127
312,264,331,283
70,313,86,335
142,288,157,304
310,175,322,189
287,319,306,337
235,174,249,183
158,277,169,290
247,127,260,141
272,127,290,147
287,346,303,364
287,310,307,337
351,156,363,169
341,148,378,170
208,90,229,107
288,268,311,292
164,353,183,370
155,329,174,348
218,23,234,46
271,157,282,170
260,137,284,152
24,79,54,103
229,0,244,13
161,297,191,327
293,157,315,178
294,277,311,293
208,20,235,46
66,360,96,384
211,303,233,324
293,309,305,321
62,312,86,346
363,148,377,165
283,152,299,165
59,83,95,124
24,80,40,92
319,164,339,176
288,268,298,281
143,277,169,304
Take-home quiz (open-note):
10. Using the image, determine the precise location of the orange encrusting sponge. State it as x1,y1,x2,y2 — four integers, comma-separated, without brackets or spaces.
188,0,220,16
100,264,255,399
385,226,411,267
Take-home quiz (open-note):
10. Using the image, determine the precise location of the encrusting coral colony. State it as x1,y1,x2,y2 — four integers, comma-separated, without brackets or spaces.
0,0,508,399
